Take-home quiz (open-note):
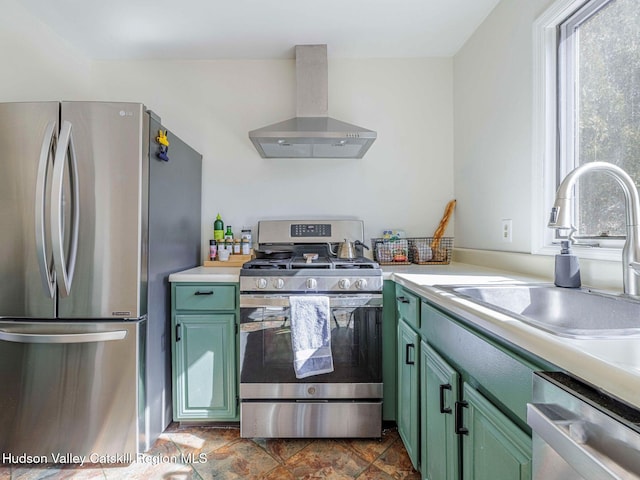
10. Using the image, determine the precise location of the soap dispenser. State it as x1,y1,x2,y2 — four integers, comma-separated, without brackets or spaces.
554,240,581,288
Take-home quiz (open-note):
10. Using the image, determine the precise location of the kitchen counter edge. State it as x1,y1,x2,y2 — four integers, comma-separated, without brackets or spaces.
169,266,241,283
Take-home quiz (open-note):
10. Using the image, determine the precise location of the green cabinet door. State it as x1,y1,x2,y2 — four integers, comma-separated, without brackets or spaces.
173,313,237,420
461,383,532,480
397,318,420,470
421,341,460,480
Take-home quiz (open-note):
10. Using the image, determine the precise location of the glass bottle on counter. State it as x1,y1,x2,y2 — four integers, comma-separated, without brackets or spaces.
209,240,217,260
241,228,252,255
214,214,224,242
233,239,241,254
241,238,251,255
224,226,234,241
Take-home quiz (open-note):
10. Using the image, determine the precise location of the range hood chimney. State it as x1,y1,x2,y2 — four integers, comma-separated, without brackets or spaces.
249,45,377,158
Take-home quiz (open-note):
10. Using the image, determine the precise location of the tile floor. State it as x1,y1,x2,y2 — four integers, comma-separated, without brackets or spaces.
0,424,420,479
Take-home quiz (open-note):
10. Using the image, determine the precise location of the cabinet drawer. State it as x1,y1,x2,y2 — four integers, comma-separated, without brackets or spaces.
175,285,236,311
395,285,420,330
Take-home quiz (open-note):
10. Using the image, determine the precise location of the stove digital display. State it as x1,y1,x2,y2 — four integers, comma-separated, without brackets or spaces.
290,224,332,237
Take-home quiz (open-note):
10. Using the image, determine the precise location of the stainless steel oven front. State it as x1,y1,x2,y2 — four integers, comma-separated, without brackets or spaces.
239,293,383,438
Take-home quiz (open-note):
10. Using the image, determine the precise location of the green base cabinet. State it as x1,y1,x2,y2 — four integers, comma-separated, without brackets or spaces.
393,283,547,479
171,283,238,421
420,338,532,480
461,383,532,480
396,283,421,470
421,340,459,480
397,319,420,470
419,299,535,480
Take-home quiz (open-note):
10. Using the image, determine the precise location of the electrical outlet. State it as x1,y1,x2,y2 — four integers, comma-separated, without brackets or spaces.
501,219,513,243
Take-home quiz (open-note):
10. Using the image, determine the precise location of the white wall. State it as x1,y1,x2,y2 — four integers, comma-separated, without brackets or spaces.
453,0,554,253
0,0,91,100
451,0,623,291
0,0,455,260
91,58,455,257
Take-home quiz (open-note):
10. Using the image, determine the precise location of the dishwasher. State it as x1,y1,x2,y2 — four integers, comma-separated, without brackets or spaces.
527,371,640,479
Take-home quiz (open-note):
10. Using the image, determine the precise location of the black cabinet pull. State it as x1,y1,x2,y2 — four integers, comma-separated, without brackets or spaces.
194,290,214,296
455,400,469,435
439,384,452,414
405,343,415,365
397,296,410,304
175,324,182,342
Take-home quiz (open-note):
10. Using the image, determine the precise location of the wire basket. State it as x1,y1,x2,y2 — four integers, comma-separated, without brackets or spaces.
409,237,453,264
371,238,410,265
372,237,454,265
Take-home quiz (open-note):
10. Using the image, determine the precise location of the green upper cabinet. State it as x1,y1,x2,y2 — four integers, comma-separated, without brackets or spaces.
171,283,238,421
421,340,460,480
461,383,532,480
397,318,420,470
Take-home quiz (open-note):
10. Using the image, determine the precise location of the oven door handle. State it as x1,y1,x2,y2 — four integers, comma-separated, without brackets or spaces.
239,294,383,308
527,403,626,479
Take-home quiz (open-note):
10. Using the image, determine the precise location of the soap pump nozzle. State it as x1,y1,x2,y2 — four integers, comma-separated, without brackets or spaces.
554,240,581,288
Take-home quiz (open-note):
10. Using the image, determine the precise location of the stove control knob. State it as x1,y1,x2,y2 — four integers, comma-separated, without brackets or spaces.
306,278,318,290
273,278,285,289
338,278,351,289
256,278,268,289
355,279,368,290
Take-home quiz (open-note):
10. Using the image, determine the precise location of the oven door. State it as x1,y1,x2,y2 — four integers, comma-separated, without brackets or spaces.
239,294,382,397
238,294,383,438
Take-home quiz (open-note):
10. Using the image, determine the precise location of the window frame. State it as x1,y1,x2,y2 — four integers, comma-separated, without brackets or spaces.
532,0,624,261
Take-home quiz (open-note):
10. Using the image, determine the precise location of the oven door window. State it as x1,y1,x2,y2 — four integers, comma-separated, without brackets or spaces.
239,306,382,384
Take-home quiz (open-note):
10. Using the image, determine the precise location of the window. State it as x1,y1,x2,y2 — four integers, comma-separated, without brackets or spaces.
534,0,640,258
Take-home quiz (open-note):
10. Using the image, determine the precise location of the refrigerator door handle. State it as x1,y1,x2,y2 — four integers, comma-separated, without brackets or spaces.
51,120,80,297
0,329,127,344
35,121,57,298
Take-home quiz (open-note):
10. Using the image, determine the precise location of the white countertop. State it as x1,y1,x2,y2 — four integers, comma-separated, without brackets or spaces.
169,262,640,410
169,266,241,283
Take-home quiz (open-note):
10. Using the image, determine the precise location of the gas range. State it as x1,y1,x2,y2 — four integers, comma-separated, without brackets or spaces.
239,220,383,294
238,220,384,438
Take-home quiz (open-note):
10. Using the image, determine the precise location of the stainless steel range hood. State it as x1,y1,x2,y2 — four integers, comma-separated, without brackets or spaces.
249,45,377,159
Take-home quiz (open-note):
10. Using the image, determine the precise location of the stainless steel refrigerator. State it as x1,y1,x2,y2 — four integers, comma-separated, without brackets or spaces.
0,101,202,459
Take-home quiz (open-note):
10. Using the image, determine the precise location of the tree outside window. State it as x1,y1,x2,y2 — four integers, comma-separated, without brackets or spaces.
560,0,640,239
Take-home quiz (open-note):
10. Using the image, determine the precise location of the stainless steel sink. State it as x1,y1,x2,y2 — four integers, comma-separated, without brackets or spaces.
437,284,640,339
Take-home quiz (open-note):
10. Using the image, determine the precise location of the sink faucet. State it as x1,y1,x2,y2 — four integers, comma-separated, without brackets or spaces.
548,161,640,297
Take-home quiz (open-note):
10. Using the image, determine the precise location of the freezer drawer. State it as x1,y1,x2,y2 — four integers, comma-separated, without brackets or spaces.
0,319,146,459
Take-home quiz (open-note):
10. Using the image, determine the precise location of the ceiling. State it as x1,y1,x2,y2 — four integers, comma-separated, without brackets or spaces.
20,0,500,60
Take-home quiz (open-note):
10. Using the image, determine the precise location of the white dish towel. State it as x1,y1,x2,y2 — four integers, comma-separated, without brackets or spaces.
289,295,334,379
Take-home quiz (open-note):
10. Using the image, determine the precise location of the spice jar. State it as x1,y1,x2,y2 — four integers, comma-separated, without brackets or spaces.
241,238,250,255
